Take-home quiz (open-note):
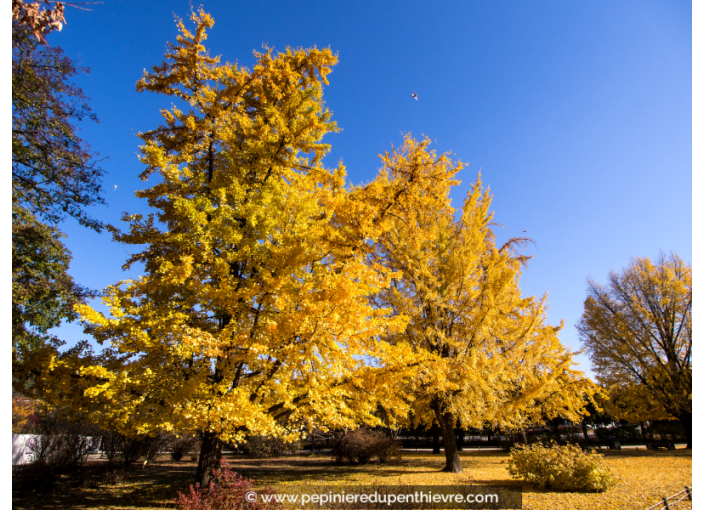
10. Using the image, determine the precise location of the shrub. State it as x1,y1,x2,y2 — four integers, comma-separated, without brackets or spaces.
97,430,170,468
141,432,171,463
119,435,148,468
526,429,552,444
648,420,684,441
241,435,300,458
15,411,98,492
594,427,613,443
331,429,401,465
27,415,98,470
170,434,200,461
126,433,171,467
28,432,96,470
613,424,639,441
508,442,614,493
175,460,282,510
497,434,524,451
100,430,122,464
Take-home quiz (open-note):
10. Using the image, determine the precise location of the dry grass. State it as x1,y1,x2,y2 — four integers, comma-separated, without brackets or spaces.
12,450,692,510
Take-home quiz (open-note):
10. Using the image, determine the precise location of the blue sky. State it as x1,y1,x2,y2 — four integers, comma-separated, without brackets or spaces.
42,0,692,378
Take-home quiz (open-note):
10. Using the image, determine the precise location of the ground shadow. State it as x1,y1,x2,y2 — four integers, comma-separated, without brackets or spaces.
13,461,196,510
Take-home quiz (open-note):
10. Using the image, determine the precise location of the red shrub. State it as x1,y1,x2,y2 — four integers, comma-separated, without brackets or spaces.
175,460,282,510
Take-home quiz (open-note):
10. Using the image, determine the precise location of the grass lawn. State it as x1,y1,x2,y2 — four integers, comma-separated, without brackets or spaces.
12,450,692,510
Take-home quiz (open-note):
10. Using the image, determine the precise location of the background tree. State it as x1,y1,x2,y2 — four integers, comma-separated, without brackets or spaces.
576,394,612,443
12,0,104,359
12,3,104,230
577,253,692,448
371,136,596,472
19,11,436,486
603,382,673,429
12,206,94,358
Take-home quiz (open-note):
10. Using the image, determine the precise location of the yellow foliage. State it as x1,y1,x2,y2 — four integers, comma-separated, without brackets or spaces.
369,136,596,447
20,10,434,451
12,394,37,433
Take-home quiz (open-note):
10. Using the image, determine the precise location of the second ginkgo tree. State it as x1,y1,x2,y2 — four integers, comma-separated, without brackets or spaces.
371,137,596,472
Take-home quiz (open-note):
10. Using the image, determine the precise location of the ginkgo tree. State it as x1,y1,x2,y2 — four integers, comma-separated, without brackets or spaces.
370,137,596,472
17,10,433,486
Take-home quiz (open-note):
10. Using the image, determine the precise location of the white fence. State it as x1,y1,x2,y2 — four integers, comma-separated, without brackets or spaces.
12,434,38,465
12,434,100,466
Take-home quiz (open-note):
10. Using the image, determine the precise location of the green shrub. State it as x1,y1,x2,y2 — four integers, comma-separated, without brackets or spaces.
508,442,614,492
331,429,401,465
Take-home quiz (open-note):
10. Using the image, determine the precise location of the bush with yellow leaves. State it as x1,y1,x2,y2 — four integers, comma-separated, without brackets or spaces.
508,442,615,492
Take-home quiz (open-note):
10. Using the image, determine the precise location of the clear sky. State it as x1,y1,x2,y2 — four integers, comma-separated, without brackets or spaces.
42,0,692,378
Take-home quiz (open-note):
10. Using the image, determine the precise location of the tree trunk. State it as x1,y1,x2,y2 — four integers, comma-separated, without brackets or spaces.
551,419,561,442
196,431,224,487
639,422,647,441
520,429,529,444
432,400,462,473
455,428,464,451
678,412,692,449
582,423,590,443
431,424,441,454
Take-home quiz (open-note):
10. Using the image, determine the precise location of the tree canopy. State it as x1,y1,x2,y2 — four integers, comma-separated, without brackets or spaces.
12,205,94,359
370,137,596,472
12,0,103,363
577,253,692,447
12,4,104,231
12,0,67,45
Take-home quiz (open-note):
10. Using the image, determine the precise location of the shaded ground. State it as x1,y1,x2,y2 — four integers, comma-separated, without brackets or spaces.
12,450,692,510
12,456,196,510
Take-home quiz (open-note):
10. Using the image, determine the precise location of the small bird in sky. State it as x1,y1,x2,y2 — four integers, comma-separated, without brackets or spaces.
522,230,527,233
411,91,418,100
